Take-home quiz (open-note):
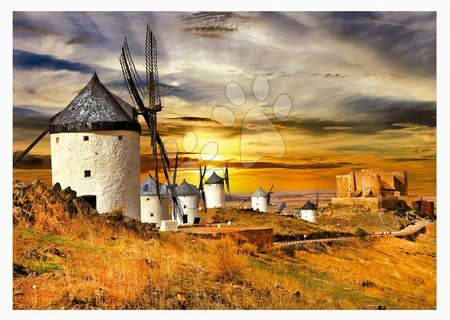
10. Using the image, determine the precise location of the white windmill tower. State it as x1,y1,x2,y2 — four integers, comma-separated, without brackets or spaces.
199,164,230,210
175,179,199,225
251,184,274,213
49,73,141,219
140,175,170,227
299,200,318,223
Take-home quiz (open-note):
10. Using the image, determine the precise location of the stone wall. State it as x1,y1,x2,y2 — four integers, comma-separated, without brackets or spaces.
361,174,381,196
331,197,380,212
336,168,409,199
231,228,273,251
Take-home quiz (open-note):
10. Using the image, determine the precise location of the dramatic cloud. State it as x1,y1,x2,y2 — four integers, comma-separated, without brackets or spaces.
13,50,94,73
179,12,259,38
326,12,436,76
12,11,436,194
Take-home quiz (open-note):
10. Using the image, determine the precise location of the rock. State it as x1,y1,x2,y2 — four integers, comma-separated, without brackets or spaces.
43,247,65,258
293,290,301,298
13,263,28,277
160,220,178,232
61,186,77,201
32,285,37,290
360,280,376,287
52,182,62,193
376,305,387,310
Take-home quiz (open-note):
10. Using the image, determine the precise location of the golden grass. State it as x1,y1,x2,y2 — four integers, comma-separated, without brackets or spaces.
13,187,436,310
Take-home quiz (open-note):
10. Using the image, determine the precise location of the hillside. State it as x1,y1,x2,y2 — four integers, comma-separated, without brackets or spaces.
13,180,435,310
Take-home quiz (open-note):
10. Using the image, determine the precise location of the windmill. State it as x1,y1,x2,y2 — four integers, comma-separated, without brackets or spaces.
119,25,183,222
224,163,231,200
315,190,319,207
266,184,274,206
198,164,207,212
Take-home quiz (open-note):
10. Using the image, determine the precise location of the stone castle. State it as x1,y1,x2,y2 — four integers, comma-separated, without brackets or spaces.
332,168,413,211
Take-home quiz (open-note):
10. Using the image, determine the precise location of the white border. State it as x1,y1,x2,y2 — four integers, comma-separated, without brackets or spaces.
2,1,448,320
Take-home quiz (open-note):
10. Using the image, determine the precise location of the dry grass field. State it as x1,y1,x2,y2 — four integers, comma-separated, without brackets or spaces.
12,180,436,310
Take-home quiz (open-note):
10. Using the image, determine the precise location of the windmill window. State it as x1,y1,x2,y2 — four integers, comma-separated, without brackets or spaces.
146,198,149,201
144,185,149,192
184,205,187,209
150,213,154,217
83,136,89,141
118,135,123,140
84,170,91,177
56,137,59,143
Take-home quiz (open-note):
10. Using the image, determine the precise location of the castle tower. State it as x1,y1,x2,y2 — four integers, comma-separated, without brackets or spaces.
140,175,170,227
204,171,226,209
49,73,141,220
251,187,268,212
175,179,199,224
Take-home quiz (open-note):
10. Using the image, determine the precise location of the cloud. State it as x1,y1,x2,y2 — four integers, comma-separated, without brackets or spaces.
384,157,435,162
326,12,436,75
66,34,95,45
13,50,94,73
13,106,51,131
178,11,259,38
13,152,50,169
169,116,217,123
14,24,62,37
342,96,436,130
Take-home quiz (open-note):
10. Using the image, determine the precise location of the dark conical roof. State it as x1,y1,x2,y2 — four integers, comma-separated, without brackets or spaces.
205,171,224,184
49,73,140,133
140,175,169,196
301,200,317,210
176,179,198,196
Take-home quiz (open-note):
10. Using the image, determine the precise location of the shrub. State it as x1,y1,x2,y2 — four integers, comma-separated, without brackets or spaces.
355,228,368,239
206,237,247,282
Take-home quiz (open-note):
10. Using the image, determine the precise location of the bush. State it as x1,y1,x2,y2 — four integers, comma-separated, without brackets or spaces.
206,237,247,282
281,245,296,258
355,228,368,239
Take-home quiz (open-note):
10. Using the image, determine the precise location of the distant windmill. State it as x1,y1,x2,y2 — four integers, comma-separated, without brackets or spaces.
201,163,231,209
119,25,184,222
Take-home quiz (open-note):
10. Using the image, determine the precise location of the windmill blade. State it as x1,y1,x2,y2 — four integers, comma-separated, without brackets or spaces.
120,43,146,111
120,38,147,103
156,131,170,171
268,184,274,193
197,164,207,211
238,196,251,208
13,127,49,167
173,151,179,185
224,162,230,194
316,190,319,206
145,26,161,111
158,138,183,221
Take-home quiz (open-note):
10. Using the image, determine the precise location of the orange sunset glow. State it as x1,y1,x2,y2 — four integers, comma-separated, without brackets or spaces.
13,12,436,195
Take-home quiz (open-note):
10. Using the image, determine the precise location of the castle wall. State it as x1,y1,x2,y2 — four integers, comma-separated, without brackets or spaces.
381,196,399,210
331,197,380,212
50,130,141,220
392,171,408,195
361,174,381,196
336,175,352,197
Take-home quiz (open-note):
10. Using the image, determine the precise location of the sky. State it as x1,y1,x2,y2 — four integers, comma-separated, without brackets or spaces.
12,11,436,194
